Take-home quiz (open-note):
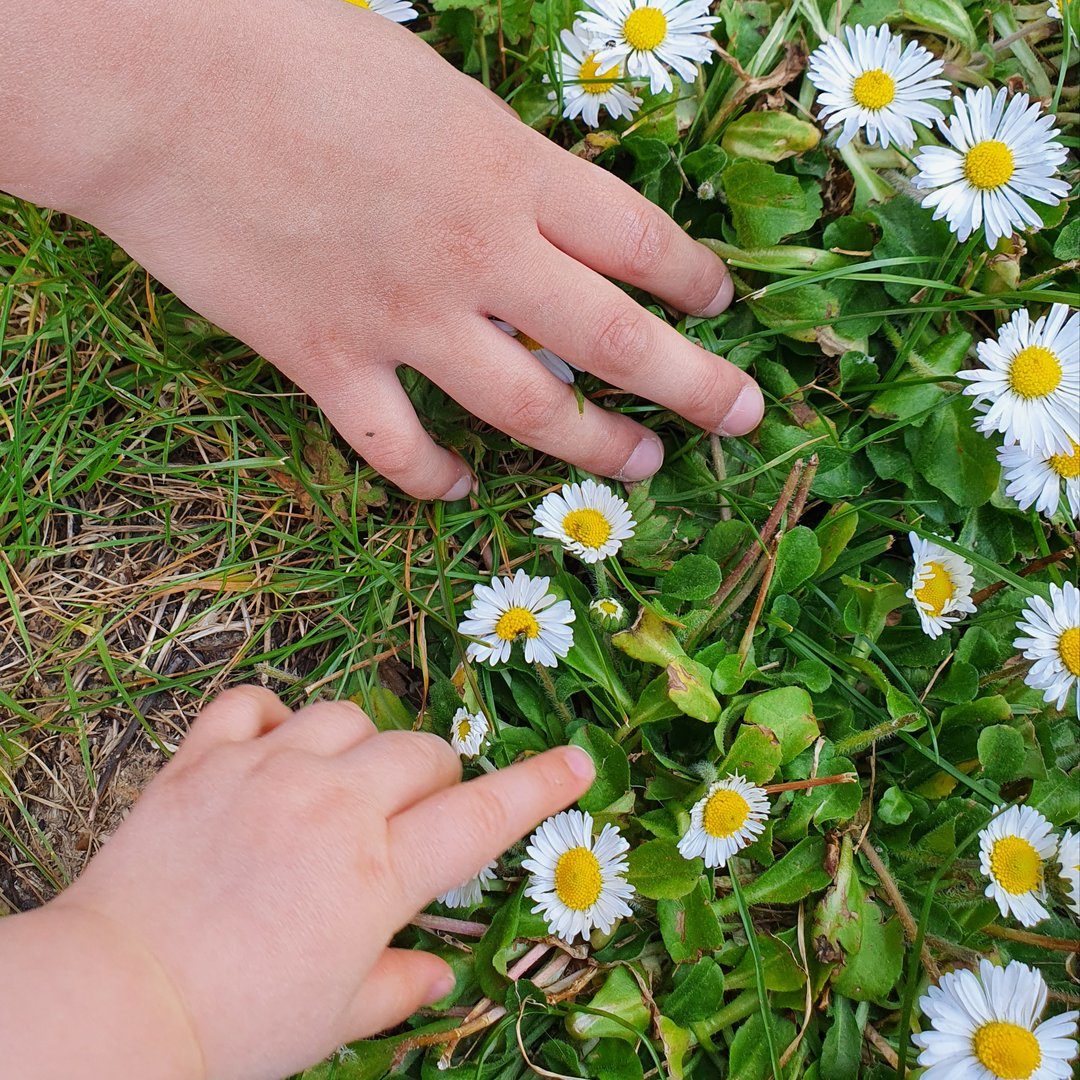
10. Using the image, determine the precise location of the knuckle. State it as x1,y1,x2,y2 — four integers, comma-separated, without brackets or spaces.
682,361,731,426
620,204,671,279
685,257,727,314
468,786,513,838
507,383,565,431
591,307,652,374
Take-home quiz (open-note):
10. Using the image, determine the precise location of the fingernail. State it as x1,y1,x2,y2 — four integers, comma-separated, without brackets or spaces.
426,964,457,1004
699,271,734,318
564,746,596,784
441,473,473,501
716,385,764,437
618,436,664,482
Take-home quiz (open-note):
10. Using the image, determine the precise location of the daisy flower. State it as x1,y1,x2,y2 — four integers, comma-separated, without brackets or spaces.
533,479,636,564
906,533,977,639
806,24,950,150
493,319,575,384
999,440,1080,519
438,861,498,909
342,0,418,23
522,809,635,943
1059,829,1080,917
677,774,770,868
961,305,1080,458
457,569,575,668
578,0,719,96
549,21,641,129
589,596,627,628
913,958,1078,1080
979,804,1057,927
913,86,1069,249
449,707,489,758
1014,581,1080,715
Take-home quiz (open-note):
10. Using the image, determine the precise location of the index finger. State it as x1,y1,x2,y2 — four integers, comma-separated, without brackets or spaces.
388,745,595,910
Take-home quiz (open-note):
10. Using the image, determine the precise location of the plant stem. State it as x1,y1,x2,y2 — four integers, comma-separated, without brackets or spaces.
534,661,574,728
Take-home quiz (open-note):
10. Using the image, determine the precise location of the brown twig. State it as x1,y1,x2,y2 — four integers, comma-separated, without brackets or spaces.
971,546,1075,606
982,923,1080,953
859,835,941,979
764,773,858,795
865,1022,900,1070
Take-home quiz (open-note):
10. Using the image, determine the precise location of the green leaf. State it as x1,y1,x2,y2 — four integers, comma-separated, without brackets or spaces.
657,1017,691,1080
571,724,631,812
474,886,523,998
769,525,822,596
869,194,953,301
662,553,722,601
566,966,650,1042
852,0,978,51
721,111,821,162
716,837,832,914
721,159,823,248
978,724,1026,783
728,1012,796,1080
878,786,914,825
661,957,726,1025
870,330,971,423
815,503,859,575
934,659,980,704
365,686,414,731
1030,768,1080,824
909,398,1001,507
718,723,783,784
821,996,862,1080
585,1040,644,1080
612,607,684,667
301,1021,459,1080
832,897,905,1003
1053,217,1080,260
744,687,820,765
627,837,703,899
667,658,722,723
658,879,725,962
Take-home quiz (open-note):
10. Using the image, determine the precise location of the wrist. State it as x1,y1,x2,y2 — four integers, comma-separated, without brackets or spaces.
0,901,205,1080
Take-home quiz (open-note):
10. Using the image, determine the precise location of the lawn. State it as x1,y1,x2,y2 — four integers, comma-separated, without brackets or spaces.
1,0,1078,1078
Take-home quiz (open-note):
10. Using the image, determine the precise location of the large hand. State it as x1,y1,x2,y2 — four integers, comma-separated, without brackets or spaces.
2,0,762,500
32,688,595,1079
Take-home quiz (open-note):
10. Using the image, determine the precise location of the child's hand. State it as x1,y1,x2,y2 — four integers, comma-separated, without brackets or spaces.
6,687,594,1079
3,0,762,500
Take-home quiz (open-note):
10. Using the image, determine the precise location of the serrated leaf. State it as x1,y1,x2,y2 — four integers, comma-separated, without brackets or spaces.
716,837,832,914
627,837,703,899
744,687,820,764
571,724,630,811
722,159,822,248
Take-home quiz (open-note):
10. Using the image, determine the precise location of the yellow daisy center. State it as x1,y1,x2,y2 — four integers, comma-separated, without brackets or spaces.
494,606,540,641
1058,626,1080,677
990,835,1042,895
563,508,612,549
1009,345,1062,399
580,53,619,94
964,140,1015,191
623,7,667,51
702,789,751,839
1049,442,1080,479
346,0,371,6
914,561,955,617
513,330,543,352
852,68,896,110
554,846,603,910
972,1021,1042,1080
598,599,619,615
456,718,473,741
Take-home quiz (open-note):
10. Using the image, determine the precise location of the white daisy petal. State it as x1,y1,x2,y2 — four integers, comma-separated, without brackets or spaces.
677,774,770,868
960,304,1080,457
492,319,576,383
545,21,642,130
978,804,1059,927
1014,581,1080,717
342,0,418,22
913,87,1069,249
807,24,949,150
578,0,717,96
449,708,490,758
522,809,635,943
998,440,1080,519
915,958,1078,1079
438,861,498,909
905,533,977,639
458,569,576,668
1058,829,1080,917
533,478,636,563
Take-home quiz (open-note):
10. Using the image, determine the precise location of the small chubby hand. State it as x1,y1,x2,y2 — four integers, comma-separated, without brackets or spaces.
8,0,763,501
34,687,594,1079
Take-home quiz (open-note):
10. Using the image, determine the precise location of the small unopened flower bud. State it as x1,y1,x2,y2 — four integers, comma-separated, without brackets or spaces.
689,759,719,785
697,180,715,201
589,596,628,630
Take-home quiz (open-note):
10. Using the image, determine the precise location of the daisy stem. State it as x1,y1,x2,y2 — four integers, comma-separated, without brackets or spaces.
592,562,612,599
729,862,785,1080
533,661,575,729
477,755,497,774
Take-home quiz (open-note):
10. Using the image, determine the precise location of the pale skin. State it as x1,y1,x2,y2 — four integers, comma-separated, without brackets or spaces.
1,0,758,1075
0,688,597,1078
